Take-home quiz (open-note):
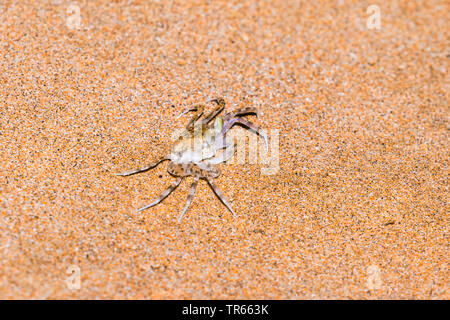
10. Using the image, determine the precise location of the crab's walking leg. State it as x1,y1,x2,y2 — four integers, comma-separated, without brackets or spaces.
176,107,196,119
115,158,169,176
206,178,237,217
202,105,224,125
223,107,259,122
177,105,205,131
202,98,226,124
186,105,205,130
137,177,183,212
178,177,199,222
221,117,268,150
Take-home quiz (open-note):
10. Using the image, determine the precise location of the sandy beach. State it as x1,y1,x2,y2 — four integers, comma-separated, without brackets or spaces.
0,0,448,299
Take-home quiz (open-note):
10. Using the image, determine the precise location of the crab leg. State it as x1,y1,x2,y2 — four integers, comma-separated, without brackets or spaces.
115,158,169,176
176,107,197,119
202,105,225,125
201,98,226,124
176,105,205,131
178,177,199,222
223,107,259,122
221,117,268,150
137,177,183,212
206,178,237,217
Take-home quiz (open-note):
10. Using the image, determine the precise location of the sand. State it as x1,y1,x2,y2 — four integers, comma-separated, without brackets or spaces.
0,0,448,299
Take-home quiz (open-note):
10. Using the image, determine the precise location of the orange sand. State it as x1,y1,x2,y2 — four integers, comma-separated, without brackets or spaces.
0,0,448,299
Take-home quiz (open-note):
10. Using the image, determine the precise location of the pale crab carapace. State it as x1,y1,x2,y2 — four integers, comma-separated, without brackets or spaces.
116,98,267,221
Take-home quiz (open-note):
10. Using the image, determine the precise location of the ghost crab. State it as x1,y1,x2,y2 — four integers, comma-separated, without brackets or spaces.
116,98,267,221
